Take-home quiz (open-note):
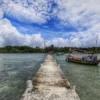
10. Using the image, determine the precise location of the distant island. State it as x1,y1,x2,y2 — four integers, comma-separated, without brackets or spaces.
0,45,100,53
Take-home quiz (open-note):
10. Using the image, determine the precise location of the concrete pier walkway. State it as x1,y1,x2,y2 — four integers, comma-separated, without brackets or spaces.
21,54,80,100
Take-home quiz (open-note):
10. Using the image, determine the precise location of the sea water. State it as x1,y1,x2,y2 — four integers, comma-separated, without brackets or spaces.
0,53,100,100
54,54,100,100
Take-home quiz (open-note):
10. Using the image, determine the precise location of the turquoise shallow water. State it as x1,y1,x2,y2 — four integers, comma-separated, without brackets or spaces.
0,53,46,100
0,53,100,100
54,54,100,100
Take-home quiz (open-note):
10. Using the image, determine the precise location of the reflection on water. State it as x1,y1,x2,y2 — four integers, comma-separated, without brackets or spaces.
0,53,46,100
54,54,100,100
0,53,100,100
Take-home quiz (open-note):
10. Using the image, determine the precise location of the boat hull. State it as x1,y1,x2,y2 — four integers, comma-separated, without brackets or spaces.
66,57,99,65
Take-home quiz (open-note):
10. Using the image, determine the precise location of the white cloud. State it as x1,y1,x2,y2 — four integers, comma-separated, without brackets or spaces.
47,37,69,47
0,8,44,47
47,29,100,47
0,0,52,24
0,15,99,47
0,1,100,47
1,0,100,28
0,8,3,19
46,0,100,47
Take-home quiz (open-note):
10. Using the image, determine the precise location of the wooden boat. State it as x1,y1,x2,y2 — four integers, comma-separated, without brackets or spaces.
66,54,100,65
66,35,100,65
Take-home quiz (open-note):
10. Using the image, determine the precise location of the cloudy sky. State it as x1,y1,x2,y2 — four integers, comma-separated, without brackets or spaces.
0,0,100,47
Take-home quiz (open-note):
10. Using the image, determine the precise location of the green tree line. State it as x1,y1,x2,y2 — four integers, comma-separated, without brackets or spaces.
0,45,100,53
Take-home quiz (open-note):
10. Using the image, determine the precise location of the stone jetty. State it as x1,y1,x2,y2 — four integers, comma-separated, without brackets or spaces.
21,54,80,100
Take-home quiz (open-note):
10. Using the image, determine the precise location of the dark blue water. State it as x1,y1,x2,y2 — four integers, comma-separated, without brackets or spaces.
0,53,100,100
